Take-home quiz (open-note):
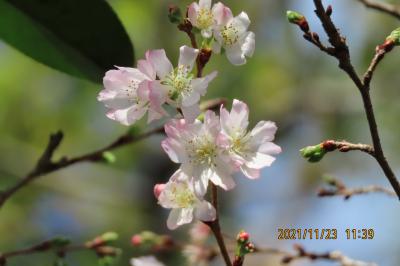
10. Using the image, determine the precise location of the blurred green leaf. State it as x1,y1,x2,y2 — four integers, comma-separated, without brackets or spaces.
0,0,134,83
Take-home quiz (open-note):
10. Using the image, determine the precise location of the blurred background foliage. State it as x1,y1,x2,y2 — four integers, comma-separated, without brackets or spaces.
0,0,400,265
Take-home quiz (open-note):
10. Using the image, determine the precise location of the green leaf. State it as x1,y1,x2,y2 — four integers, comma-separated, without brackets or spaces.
0,0,134,83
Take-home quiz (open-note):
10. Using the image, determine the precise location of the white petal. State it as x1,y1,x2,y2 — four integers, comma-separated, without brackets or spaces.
212,2,233,26
226,44,246,66
194,201,216,222
246,152,276,169
182,91,201,107
188,2,199,26
249,121,278,144
178,46,199,71
191,71,218,96
208,167,236,191
258,142,282,155
234,12,251,32
146,49,173,79
240,165,260,179
167,208,194,230
199,0,212,9
97,89,132,109
106,105,147,126
137,59,156,80
242,32,255,57
161,139,187,163
225,99,249,134
182,104,201,123
192,173,209,197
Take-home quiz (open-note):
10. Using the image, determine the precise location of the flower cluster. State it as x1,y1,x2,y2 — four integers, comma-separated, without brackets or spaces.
188,0,255,65
98,0,280,231
98,45,217,125
157,99,281,229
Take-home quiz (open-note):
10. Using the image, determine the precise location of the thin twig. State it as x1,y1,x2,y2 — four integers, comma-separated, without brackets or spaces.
321,140,375,155
318,176,396,199
296,0,400,199
0,237,119,265
205,184,232,266
356,0,400,20
0,98,227,209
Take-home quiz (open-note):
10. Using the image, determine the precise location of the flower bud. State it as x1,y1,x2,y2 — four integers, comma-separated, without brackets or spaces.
377,27,400,52
387,27,400,45
300,144,327,163
101,151,116,164
237,231,249,243
168,4,182,24
153,184,166,199
286,11,309,32
244,242,255,253
131,234,142,246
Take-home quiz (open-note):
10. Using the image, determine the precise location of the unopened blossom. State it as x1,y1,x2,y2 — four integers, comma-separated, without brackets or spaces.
188,0,217,38
162,111,236,195
130,256,165,266
218,99,281,179
147,46,217,122
213,5,255,65
98,60,166,125
157,170,216,230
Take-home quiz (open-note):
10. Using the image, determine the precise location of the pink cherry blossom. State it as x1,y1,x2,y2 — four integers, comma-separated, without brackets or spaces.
157,170,216,230
147,46,217,122
98,63,166,125
162,111,236,195
219,99,281,179
213,6,255,65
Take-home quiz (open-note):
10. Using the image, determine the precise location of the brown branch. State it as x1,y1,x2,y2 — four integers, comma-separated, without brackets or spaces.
356,0,400,20
318,176,396,199
321,140,375,156
0,236,119,266
204,184,232,266
0,99,227,209
252,244,376,266
293,0,400,199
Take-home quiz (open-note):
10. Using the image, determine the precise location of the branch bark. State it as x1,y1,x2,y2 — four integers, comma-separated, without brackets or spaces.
297,0,400,199
356,0,400,20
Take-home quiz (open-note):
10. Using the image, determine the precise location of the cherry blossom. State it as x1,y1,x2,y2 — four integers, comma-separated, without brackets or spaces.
218,99,281,179
130,256,165,266
188,0,219,38
213,6,255,65
162,111,236,195
147,46,217,122
98,62,166,125
156,170,216,230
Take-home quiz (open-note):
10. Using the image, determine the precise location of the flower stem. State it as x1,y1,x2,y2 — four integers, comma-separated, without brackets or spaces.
206,184,232,266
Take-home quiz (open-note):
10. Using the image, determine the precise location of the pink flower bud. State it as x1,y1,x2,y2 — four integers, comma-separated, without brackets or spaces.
237,231,249,242
153,184,166,199
131,235,142,246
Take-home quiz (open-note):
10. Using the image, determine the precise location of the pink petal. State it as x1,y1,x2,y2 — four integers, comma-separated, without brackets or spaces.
188,2,199,26
246,152,275,169
137,59,156,80
178,46,199,71
199,0,212,9
212,2,233,26
146,49,173,79
194,201,216,222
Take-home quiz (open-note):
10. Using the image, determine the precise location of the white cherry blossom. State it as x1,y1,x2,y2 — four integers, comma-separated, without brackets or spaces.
157,170,216,230
98,61,166,125
147,46,217,122
213,6,255,65
218,99,281,179
162,111,236,195
188,0,219,38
